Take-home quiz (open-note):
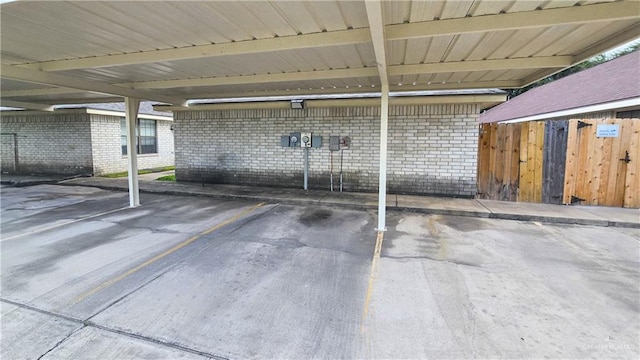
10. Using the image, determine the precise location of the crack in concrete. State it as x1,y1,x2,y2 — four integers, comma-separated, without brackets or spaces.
0,298,230,360
36,325,86,360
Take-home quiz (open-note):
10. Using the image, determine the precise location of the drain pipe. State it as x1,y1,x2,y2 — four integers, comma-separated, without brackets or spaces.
340,149,343,192
330,151,334,192
304,147,309,191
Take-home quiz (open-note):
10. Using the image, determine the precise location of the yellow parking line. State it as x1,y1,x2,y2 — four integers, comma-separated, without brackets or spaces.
362,230,384,325
73,202,265,304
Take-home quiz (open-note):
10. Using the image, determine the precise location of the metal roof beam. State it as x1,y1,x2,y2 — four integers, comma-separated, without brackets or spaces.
1,87,81,97
176,80,521,100
386,1,640,41
389,56,571,76
18,28,372,72
118,57,554,90
122,68,379,90
389,80,522,91
0,99,54,111
0,64,188,106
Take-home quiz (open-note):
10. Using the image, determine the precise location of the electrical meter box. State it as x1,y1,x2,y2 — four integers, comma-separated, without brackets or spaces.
280,135,290,147
311,135,322,148
329,136,340,151
289,132,301,147
301,132,312,147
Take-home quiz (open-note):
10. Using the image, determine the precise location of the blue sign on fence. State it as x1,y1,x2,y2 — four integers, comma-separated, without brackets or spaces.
596,124,619,138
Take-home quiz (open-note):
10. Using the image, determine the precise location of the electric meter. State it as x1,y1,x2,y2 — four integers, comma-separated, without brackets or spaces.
301,132,312,147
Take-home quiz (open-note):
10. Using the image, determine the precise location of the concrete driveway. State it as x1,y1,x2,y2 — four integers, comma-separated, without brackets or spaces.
1,185,638,359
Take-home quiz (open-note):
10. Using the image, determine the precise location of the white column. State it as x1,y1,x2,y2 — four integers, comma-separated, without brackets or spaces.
377,84,389,231
125,97,141,207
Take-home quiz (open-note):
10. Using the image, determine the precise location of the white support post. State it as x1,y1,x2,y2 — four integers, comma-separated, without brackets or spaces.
377,84,389,231
125,97,141,207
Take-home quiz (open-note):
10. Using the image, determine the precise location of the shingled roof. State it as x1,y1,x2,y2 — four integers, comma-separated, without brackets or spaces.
479,50,640,123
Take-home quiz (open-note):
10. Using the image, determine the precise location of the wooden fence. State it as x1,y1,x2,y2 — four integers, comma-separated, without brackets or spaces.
477,118,639,208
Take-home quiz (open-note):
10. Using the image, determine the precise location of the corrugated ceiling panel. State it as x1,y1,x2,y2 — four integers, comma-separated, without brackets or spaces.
423,36,456,63
302,1,351,31
408,1,445,22
470,0,512,16
463,31,516,61
268,1,324,34
487,28,548,59
335,1,370,29
440,1,474,20
384,1,411,25
506,1,547,13
401,38,430,65
510,25,579,58
552,20,639,56
495,69,539,81
442,33,488,62
53,44,370,85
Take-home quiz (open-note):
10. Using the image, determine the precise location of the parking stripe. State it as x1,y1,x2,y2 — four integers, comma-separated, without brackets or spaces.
73,202,265,304
361,230,385,326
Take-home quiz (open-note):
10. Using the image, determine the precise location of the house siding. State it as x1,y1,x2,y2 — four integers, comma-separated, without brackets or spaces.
174,104,479,197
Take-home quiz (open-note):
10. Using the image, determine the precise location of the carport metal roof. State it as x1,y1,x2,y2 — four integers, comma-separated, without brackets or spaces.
1,0,639,231
1,0,639,109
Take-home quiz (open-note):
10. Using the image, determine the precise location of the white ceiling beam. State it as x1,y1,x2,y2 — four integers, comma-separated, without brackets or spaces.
364,0,389,88
389,80,522,91
183,80,521,100
187,87,383,100
386,1,640,41
0,99,54,111
118,56,555,90
1,64,188,106
19,28,371,72
1,87,82,97
389,56,572,76
41,97,125,104
122,68,379,90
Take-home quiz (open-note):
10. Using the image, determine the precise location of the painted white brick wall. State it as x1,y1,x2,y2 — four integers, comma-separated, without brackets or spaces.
90,114,175,175
0,113,93,175
175,104,479,196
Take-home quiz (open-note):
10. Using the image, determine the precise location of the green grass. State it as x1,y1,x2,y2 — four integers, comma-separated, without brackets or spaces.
100,165,175,178
156,174,176,181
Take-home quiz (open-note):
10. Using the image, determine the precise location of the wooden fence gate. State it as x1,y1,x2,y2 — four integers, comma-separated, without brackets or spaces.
478,118,639,208
563,118,640,207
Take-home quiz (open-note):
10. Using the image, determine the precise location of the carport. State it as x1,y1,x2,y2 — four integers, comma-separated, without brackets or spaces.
1,0,639,231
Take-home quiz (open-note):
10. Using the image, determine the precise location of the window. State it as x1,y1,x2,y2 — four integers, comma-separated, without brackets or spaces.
121,119,157,155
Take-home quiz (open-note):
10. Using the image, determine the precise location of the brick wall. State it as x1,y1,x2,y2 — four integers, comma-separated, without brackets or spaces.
174,104,479,197
0,113,93,175
89,114,175,175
